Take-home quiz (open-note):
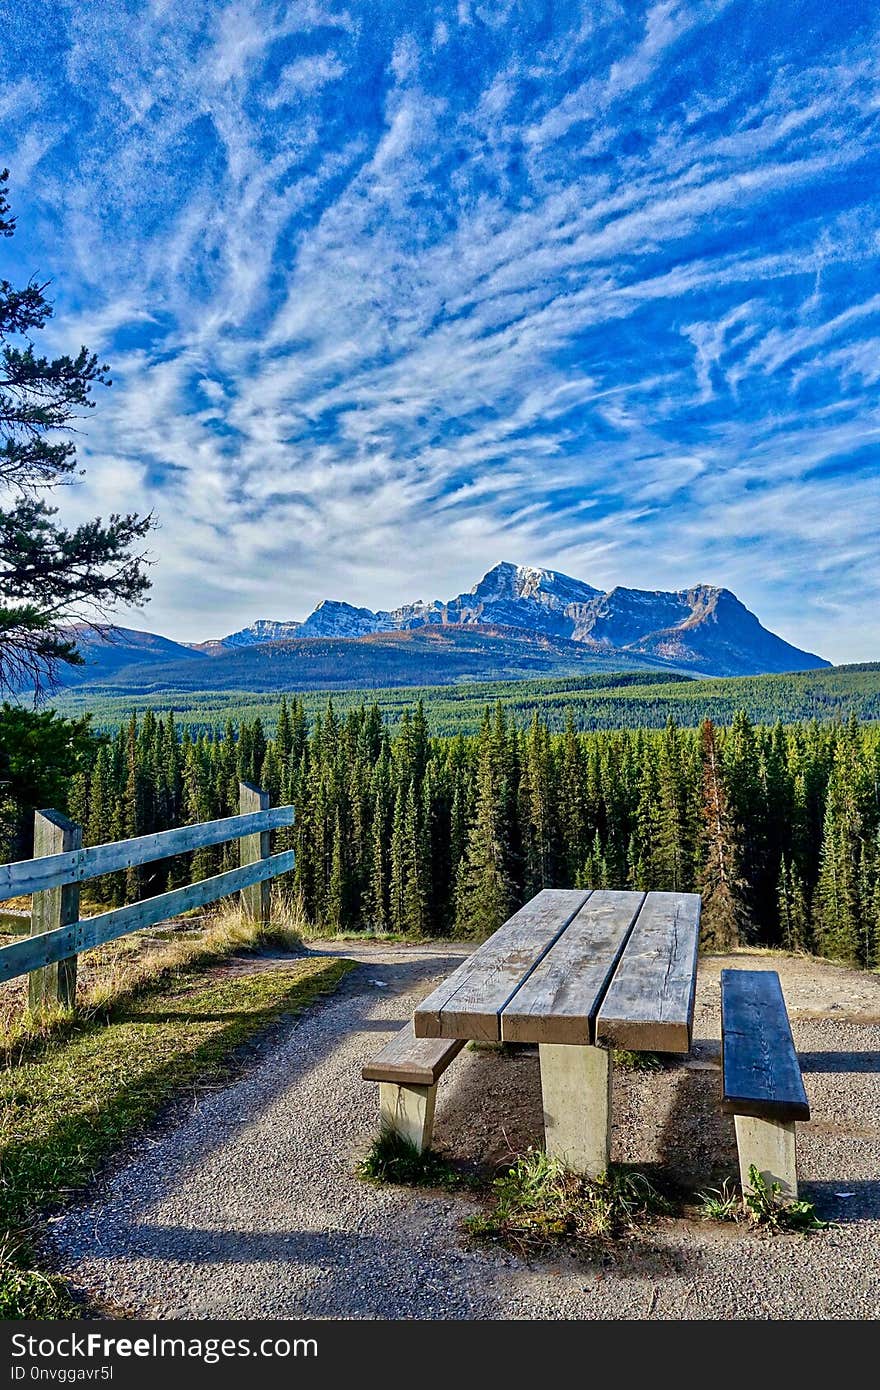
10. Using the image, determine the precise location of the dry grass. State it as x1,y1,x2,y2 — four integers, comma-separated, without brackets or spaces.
0,886,304,1053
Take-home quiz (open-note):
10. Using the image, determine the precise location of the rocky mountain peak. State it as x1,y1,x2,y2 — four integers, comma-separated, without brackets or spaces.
210,562,827,678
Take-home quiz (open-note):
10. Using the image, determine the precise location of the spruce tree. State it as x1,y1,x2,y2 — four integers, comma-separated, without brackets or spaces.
326,807,346,929
389,784,406,934
655,718,693,891
124,715,146,901
698,719,748,949
365,784,389,931
402,780,430,936
454,740,513,939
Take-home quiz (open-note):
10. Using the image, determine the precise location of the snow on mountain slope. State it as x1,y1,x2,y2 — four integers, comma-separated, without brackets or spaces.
201,561,828,677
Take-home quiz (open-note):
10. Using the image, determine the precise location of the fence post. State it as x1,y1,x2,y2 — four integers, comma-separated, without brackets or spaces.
29,810,82,1014
239,782,270,925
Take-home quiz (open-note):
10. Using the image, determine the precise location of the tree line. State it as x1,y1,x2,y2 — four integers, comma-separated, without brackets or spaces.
52,662,880,742
39,697,880,967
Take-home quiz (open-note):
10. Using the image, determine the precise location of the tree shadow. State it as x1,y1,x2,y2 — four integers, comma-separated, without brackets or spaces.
99,1221,506,1317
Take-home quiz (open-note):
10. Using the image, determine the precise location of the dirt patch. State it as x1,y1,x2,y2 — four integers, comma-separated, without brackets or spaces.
697,950,880,1023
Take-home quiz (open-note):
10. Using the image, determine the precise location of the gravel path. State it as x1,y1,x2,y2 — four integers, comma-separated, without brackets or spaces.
48,946,880,1320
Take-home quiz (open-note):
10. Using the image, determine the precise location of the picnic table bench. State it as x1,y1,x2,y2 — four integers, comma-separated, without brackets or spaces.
721,968,810,1198
364,887,701,1176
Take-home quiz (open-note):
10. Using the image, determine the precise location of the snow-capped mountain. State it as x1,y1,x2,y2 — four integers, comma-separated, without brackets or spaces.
297,600,396,638
206,562,828,677
212,618,302,648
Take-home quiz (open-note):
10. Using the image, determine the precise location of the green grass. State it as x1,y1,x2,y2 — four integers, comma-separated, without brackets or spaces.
357,1127,470,1188
0,1257,78,1319
697,1177,742,1222
0,952,354,1318
464,1150,671,1256
698,1165,829,1234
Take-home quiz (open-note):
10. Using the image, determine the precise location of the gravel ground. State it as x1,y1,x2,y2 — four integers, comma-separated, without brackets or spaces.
47,945,880,1320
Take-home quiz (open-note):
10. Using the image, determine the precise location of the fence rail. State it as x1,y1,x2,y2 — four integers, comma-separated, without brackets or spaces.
0,805,296,900
0,781,294,1015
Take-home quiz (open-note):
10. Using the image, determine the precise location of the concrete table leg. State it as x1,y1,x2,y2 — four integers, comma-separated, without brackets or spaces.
734,1115,799,1200
539,1042,611,1178
379,1081,437,1153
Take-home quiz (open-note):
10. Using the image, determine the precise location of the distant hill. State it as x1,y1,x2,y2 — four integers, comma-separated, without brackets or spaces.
55,627,208,686
65,624,687,695
53,663,880,739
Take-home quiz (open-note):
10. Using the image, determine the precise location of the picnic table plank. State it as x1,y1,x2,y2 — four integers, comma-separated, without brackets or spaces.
413,888,590,1041
500,889,645,1044
594,891,701,1052
721,969,810,1122
361,1023,465,1087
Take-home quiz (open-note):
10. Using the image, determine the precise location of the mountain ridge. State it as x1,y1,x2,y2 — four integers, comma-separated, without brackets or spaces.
49,561,829,694
202,561,828,677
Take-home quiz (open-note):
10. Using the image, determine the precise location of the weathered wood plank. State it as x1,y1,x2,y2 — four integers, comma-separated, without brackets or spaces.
362,1023,465,1085
29,811,81,1014
501,890,645,1044
413,889,590,1041
239,782,270,924
0,806,295,901
0,850,295,984
594,891,701,1052
721,969,810,1122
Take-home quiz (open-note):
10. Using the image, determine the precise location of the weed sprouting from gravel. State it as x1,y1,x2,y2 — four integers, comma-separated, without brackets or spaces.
357,1128,469,1188
612,1049,666,1072
697,1178,741,1222
698,1167,829,1234
742,1166,829,1233
465,1149,671,1256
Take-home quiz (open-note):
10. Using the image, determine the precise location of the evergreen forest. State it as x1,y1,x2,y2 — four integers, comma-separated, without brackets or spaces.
29,697,880,967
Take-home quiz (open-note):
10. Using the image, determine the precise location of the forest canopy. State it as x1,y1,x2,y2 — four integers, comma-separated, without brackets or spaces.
27,697,880,969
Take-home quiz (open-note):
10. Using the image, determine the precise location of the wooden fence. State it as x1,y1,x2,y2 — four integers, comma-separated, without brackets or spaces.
0,781,294,1016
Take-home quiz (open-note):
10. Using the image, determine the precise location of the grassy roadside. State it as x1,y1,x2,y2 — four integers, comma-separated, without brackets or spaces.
0,925,355,1319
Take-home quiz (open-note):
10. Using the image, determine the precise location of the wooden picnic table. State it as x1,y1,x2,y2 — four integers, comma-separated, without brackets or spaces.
412,887,701,1176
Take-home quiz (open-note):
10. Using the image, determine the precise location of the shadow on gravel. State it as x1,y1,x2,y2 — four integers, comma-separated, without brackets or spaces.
102,1223,404,1264
107,1223,504,1318
355,1018,409,1032
801,1180,880,1222
433,1046,545,1170
653,1064,738,1191
799,1050,880,1074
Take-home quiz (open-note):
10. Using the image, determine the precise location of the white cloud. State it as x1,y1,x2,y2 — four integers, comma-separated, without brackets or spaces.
266,52,346,106
5,0,878,663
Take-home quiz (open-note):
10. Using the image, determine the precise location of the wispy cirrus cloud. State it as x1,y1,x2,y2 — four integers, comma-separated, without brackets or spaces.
1,0,879,659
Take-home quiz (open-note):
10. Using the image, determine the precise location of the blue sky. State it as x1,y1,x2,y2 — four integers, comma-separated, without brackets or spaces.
1,0,879,660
